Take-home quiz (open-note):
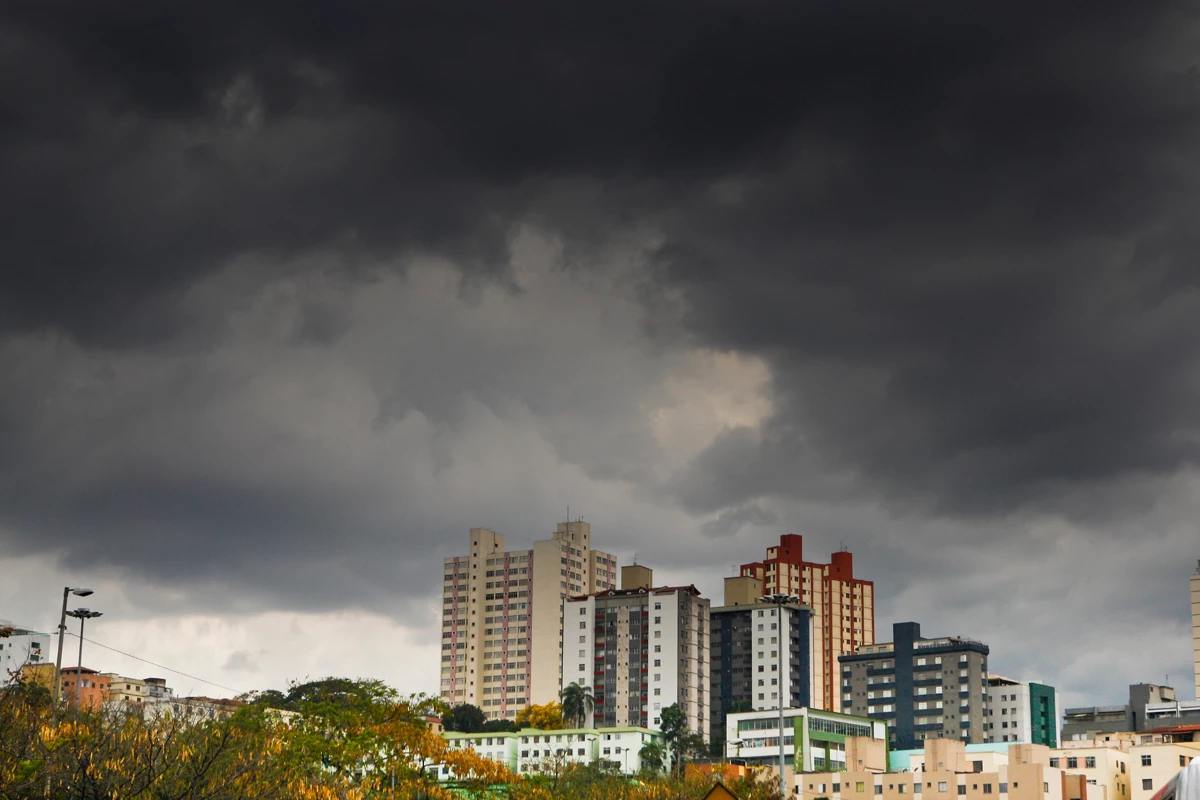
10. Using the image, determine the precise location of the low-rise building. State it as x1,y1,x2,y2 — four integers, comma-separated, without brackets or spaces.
1063,685,1200,741
435,726,662,779
0,620,50,681
798,739,1064,800
103,674,147,706
726,705,888,788
59,667,111,710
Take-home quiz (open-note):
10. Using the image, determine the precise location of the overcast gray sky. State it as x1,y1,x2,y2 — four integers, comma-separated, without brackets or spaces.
2,0,1199,706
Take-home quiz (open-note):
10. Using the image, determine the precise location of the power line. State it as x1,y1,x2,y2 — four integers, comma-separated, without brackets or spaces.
63,631,242,696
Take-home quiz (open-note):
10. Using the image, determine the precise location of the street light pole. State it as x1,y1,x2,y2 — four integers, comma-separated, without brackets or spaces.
65,608,102,716
759,592,799,800
52,586,93,720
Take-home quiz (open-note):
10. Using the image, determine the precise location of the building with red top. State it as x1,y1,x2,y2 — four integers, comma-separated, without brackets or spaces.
740,534,875,711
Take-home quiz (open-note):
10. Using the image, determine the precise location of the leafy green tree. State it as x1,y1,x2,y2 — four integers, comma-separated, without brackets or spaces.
444,702,487,732
481,718,520,732
559,682,595,728
659,703,687,772
638,740,666,773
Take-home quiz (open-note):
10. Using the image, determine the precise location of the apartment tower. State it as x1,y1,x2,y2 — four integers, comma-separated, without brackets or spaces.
563,573,711,737
740,534,875,710
1192,560,1199,702
440,521,619,719
986,675,1060,746
709,575,815,744
839,621,990,750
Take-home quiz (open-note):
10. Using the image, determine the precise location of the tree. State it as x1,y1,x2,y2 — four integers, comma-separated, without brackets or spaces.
481,718,520,732
559,682,595,728
659,703,688,772
515,701,564,730
638,741,666,773
444,702,487,733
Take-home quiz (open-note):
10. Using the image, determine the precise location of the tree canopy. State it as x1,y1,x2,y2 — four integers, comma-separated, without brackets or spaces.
515,701,564,730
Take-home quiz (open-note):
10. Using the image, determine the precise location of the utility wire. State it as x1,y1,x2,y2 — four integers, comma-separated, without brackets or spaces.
63,631,243,696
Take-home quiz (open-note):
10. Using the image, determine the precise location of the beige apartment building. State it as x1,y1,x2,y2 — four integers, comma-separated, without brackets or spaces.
741,534,875,710
799,740,1064,800
102,674,148,705
1192,562,1199,702
1048,738,1200,800
440,521,619,718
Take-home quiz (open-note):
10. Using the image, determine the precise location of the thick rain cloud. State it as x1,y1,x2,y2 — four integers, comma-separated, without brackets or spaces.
1,0,1199,699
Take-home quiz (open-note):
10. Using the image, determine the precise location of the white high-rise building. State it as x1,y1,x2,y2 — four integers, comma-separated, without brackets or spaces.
563,573,710,738
0,620,50,682
439,521,619,719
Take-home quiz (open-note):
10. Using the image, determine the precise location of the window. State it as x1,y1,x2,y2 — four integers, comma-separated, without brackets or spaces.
983,786,992,794
857,783,866,792
999,785,1007,794
1067,758,1078,769
876,786,883,795
1050,759,1059,768
579,622,587,629
1086,757,1096,768
1143,780,1153,791
938,783,947,793
1142,755,1152,767
957,787,966,795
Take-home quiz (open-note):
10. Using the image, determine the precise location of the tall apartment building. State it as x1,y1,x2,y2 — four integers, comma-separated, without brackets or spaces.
709,575,815,744
440,521,619,719
740,534,874,710
0,619,49,679
563,572,710,737
986,676,1060,746
839,621,990,751
1192,560,1199,702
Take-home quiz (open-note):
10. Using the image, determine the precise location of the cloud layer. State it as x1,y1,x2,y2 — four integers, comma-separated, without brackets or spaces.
2,0,1199,701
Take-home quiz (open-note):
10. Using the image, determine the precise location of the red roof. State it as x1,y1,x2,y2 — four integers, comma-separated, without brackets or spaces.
1143,723,1200,734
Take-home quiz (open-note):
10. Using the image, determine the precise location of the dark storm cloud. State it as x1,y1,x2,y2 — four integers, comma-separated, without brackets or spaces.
3,0,1200,590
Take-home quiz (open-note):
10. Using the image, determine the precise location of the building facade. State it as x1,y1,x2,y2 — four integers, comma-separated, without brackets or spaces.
710,575,815,744
987,676,1060,747
563,581,710,737
1192,561,1199,704
1063,685,1200,740
740,534,875,711
103,674,148,706
0,620,50,681
840,622,990,751
440,521,619,718
437,726,662,778
59,667,111,710
798,740,1065,800
726,706,887,773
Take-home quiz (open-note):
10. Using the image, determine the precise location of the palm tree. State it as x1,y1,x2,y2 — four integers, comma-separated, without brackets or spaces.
559,682,595,728
638,741,666,773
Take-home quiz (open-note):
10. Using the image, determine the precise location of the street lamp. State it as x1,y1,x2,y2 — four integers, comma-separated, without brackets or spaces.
53,587,94,716
65,608,102,714
758,592,799,800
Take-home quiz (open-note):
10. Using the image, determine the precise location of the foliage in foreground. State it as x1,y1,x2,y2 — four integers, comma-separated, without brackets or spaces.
0,677,780,800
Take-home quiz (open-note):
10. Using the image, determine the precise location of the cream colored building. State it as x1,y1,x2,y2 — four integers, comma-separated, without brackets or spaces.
1192,562,1199,702
439,521,618,718
799,740,1064,800
1048,745,1132,800
1045,739,1200,800
102,674,147,706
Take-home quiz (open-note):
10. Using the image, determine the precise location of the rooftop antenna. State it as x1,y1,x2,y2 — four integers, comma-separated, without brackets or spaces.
633,553,639,566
